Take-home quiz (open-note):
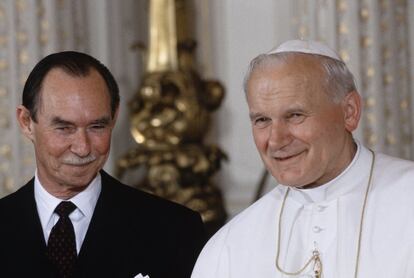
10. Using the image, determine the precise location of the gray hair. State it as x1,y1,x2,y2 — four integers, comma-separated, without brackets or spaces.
243,52,357,103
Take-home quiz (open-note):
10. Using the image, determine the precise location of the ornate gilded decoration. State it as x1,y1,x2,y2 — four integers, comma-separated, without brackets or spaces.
147,0,178,72
117,0,227,235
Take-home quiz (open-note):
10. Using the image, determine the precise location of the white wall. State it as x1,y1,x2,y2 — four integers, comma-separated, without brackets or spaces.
199,0,288,217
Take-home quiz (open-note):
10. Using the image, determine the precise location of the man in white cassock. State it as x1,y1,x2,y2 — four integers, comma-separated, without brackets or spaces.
191,40,414,278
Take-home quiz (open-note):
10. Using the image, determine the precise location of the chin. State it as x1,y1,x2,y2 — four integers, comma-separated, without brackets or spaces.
60,171,96,184
271,170,303,186
278,180,301,187
63,178,93,189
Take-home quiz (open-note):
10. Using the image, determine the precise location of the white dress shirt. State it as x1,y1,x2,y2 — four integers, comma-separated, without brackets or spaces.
34,172,101,254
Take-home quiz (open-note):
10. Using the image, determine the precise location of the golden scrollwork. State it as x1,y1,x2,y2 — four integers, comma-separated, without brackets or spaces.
117,0,227,235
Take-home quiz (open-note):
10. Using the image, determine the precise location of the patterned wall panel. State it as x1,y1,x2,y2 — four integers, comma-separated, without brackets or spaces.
288,0,413,160
0,0,89,197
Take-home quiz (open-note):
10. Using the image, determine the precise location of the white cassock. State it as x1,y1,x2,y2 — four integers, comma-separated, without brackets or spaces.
191,141,414,278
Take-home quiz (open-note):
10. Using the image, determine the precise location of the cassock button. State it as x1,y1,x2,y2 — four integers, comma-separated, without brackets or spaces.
313,226,323,233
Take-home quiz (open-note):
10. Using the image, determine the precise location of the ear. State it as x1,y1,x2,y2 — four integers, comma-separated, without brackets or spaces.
342,91,361,132
16,105,35,141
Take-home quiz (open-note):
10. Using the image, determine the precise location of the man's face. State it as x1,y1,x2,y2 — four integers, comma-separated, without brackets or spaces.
18,68,116,196
247,56,360,188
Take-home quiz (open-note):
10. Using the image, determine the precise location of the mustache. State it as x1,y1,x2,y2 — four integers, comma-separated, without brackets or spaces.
62,154,97,165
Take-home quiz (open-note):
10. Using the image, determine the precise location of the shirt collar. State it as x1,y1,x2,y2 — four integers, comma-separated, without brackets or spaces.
34,172,102,227
285,140,373,204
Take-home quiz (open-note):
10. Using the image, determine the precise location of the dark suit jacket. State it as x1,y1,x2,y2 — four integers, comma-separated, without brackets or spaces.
0,171,207,278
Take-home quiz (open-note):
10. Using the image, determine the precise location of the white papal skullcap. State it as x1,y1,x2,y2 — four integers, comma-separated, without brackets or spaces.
268,39,342,62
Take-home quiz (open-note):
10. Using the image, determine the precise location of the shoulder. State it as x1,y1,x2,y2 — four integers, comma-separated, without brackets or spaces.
192,187,284,277
375,152,414,172
373,152,414,187
0,179,36,240
223,186,284,234
99,171,207,274
193,187,283,273
363,152,414,213
0,179,34,213
100,171,203,224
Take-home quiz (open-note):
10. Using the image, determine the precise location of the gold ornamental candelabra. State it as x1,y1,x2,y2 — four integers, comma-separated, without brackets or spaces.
117,0,227,235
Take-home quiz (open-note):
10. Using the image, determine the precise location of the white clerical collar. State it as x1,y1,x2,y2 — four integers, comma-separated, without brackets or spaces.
285,140,373,204
34,171,102,231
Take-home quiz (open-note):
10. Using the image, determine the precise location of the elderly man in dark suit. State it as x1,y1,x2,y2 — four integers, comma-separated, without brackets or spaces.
0,51,206,278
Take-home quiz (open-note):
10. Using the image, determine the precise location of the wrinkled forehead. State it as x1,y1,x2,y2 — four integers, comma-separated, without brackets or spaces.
246,54,330,103
250,54,326,87
39,68,111,108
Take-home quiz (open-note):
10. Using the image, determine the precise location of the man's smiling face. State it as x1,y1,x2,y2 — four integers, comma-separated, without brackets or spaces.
247,55,359,188
18,68,116,197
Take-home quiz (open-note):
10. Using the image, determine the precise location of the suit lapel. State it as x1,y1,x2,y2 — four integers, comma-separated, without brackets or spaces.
77,181,111,258
15,180,52,274
75,171,152,277
76,171,122,276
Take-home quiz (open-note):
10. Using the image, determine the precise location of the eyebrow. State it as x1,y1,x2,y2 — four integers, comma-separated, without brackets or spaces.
285,107,306,114
90,117,111,125
51,117,73,126
51,116,111,126
249,112,263,120
248,106,308,120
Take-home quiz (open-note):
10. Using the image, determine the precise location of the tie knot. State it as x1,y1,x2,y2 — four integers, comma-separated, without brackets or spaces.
54,201,77,217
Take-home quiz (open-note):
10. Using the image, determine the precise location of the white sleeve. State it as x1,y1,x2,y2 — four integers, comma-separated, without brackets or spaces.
191,225,231,278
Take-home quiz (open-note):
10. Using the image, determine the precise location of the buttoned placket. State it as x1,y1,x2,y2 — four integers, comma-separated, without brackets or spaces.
304,199,338,277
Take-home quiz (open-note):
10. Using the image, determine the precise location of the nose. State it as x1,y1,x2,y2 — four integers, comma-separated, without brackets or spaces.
268,120,292,150
70,129,91,157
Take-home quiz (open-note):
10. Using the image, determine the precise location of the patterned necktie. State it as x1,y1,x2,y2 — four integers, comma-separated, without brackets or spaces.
46,201,77,278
